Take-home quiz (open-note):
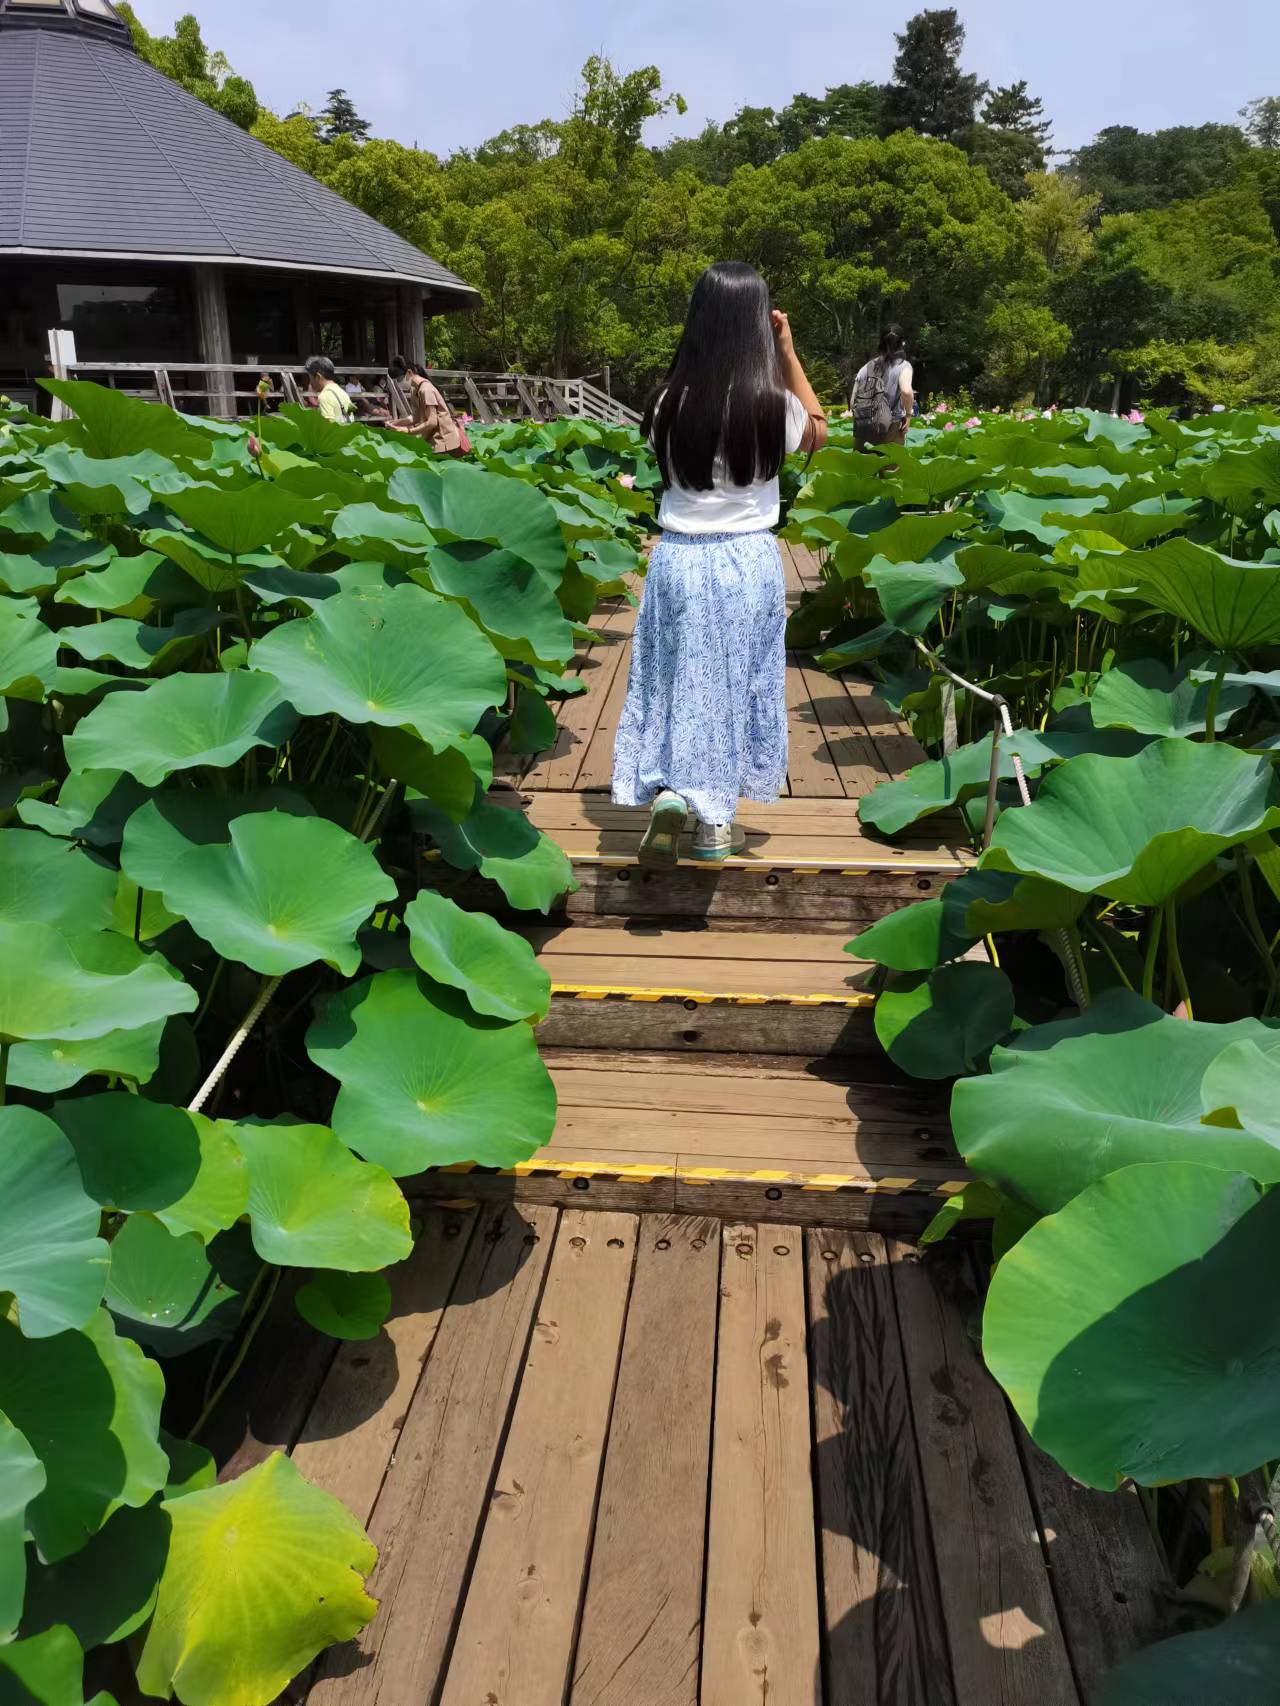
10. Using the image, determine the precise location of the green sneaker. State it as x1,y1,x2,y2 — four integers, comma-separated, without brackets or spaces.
689,819,747,863
637,790,688,868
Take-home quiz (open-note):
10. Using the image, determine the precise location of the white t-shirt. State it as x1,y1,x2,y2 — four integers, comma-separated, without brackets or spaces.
656,391,810,535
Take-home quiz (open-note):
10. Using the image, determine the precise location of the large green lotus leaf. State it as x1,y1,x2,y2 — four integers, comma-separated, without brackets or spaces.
875,962,1014,1077
1099,1603,1280,1705
0,605,56,702
307,969,556,1174
64,671,298,786
136,1452,376,1706
18,770,151,846
1120,538,1280,648
858,724,1150,836
828,511,971,580
103,1215,245,1356
954,543,1068,597
507,685,558,755
295,1271,391,1341
21,1500,169,1651
57,609,222,675
0,1415,44,1638
371,727,491,823
0,540,113,597
0,1308,168,1563
390,460,566,589
1194,439,1280,509
405,890,550,1022
864,556,964,634
0,1624,99,1705
52,1095,247,1243
410,793,576,913
158,482,317,557
225,1119,411,1270
160,1429,215,1498
0,1108,108,1338
248,584,504,746
53,550,167,615
419,542,575,666
7,936,179,1093
0,922,195,1042
36,447,172,518
847,897,977,972
261,403,365,458
0,830,115,932
160,812,395,977
848,869,1081,970
329,502,434,565
1200,1036,1280,1140
1089,655,1250,736
139,527,266,594
975,489,1107,544
953,1010,1280,1212
51,667,147,706
41,378,211,460
1046,508,1192,549
984,1164,1280,1488
982,738,1280,904
118,788,316,893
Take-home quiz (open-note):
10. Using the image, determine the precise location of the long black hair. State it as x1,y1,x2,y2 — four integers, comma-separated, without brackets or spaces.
646,261,788,491
876,324,906,365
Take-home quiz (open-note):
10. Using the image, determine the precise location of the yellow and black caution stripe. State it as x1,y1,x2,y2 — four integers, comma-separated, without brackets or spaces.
424,1155,968,1198
549,982,875,1010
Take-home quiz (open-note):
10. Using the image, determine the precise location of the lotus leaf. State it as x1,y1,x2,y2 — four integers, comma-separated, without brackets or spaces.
0,1416,44,1638
18,770,151,846
52,1095,247,1243
0,1624,95,1705
307,969,556,1174
1122,538,1280,648
0,830,115,932
64,671,297,785
0,1309,167,1562
1200,1035,1280,1140
370,727,490,822
296,1270,392,1341
405,889,550,1022
954,1010,1280,1211
21,1501,170,1651
410,793,576,913
1099,1603,1280,1704
420,543,575,666
57,609,223,674
0,604,56,701
53,550,167,614
982,738,1280,903
159,482,317,557
0,922,195,1043
41,379,212,460
248,583,504,746
984,1164,1280,1487
226,1119,411,1269
160,812,395,976
0,1108,107,1339
1088,655,1250,736
390,460,565,589
874,962,1014,1077
103,1216,245,1355
135,1453,376,1706
119,788,316,893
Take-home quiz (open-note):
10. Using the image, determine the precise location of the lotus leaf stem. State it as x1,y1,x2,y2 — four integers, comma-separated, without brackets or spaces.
1082,908,1134,992
1203,657,1228,744
1164,899,1193,1019
0,1041,8,1107
1234,848,1279,1009
188,1267,281,1443
1142,908,1164,1003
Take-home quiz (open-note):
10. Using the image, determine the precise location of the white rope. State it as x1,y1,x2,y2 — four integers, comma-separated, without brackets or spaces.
188,974,282,1115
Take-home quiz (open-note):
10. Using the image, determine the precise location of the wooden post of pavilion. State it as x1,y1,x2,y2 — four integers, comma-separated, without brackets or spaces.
193,263,235,417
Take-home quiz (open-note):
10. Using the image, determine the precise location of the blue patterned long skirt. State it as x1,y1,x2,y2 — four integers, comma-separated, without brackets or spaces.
612,528,788,825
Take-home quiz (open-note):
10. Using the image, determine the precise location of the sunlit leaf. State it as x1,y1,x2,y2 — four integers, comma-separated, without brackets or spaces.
405,889,550,1021
64,671,297,785
0,1107,108,1339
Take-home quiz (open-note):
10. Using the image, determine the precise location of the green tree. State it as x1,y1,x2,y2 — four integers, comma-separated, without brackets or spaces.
880,8,986,143
1071,123,1249,213
982,80,1051,145
115,5,258,129
1018,172,1099,274
968,80,1051,198
776,83,883,150
322,89,372,144
1241,96,1280,149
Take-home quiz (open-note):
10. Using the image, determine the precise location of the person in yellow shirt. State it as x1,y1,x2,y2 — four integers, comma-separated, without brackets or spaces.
304,356,356,423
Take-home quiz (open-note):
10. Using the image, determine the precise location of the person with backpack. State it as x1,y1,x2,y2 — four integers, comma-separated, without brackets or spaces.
387,357,472,455
612,261,827,866
851,325,914,448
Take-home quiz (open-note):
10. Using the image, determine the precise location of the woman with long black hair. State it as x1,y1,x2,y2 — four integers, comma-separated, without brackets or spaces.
612,261,827,864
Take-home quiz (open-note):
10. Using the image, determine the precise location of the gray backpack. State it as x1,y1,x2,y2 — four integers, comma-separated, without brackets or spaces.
852,358,900,442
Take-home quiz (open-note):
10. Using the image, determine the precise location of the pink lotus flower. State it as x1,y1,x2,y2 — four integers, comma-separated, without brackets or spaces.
1125,409,1145,423
965,416,981,428
943,422,956,431
247,434,262,458
616,473,636,489
458,412,473,425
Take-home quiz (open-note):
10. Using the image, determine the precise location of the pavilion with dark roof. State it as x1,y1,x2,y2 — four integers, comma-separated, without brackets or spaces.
0,0,478,398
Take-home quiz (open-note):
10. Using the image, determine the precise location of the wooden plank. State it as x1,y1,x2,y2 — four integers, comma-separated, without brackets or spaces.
542,952,871,1002
890,1242,1079,1706
575,624,636,791
807,1230,956,1705
549,1061,937,1122
847,681,929,772
799,663,888,798
524,795,881,832
702,1223,821,1706
673,1173,947,1233
527,922,875,965
569,1215,719,1705
538,992,884,1062
524,605,634,792
438,1211,637,1706
1016,1428,1174,1704
786,651,847,797
790,541,825,589
560,863,956,929
307,1204,556,1706
291,1209,476,1524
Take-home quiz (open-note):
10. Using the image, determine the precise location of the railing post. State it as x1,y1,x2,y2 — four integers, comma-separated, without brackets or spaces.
982,697,1005,850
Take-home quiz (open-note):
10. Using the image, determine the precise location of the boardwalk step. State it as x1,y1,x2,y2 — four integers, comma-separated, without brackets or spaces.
407,1049,964,1231
527,921,886,1059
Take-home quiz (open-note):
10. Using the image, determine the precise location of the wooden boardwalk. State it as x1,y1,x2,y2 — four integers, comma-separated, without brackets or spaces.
214,1206,1171,1706
208,540,1174,1706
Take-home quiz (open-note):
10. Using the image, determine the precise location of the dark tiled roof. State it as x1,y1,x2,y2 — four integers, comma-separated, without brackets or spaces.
0,26,477,296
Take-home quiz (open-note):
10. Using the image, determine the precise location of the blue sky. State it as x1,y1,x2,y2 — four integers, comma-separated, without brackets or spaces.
134,0,1277,157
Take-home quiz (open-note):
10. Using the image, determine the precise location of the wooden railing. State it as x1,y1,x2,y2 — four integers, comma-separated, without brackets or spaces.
43,355,642,429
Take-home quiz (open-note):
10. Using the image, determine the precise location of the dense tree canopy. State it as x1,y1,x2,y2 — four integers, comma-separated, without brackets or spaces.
126,6,1280,411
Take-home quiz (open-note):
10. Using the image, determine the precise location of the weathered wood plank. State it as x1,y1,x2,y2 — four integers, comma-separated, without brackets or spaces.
291,1209,476,1525
537,991,883,1062
438,1210,637,1706
786,651,847,796
800,662,888,798
523,604,634,792
307,1204,557,1706
890,1242,1079,1706
569,1214,719,1705
702,1223,822,1706
558,862,955,928
1015,1426,1175,1704
807,1230,956,1705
